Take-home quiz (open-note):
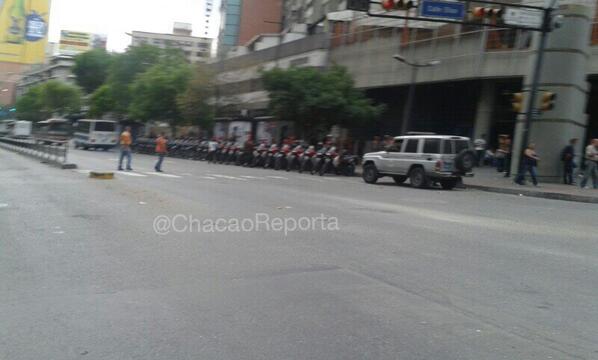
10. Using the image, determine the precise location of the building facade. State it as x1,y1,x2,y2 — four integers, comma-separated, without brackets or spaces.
130,23,213,63
218,0,283,55
16,55,76,97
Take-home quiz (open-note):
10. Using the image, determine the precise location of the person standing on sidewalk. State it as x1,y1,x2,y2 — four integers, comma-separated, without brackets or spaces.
474,135,487,167
561,138,578,185
154,133,168,172
118,126,133,171
515,143,540,186
580,139,598,189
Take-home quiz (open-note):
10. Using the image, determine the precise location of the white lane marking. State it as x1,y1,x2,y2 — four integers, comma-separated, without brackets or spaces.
0,203,8,208
139,202,147,205
117,171,147,177
267,176,288,180
53,231,65,235
208,174,247,181
144,172,182,178
75,170,91,174
240,175,264,179
201,176,217,180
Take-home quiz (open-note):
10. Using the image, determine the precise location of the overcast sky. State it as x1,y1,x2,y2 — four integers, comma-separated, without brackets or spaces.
48,0,220,52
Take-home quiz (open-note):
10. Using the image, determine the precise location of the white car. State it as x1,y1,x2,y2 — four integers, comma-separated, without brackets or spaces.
362,135,476,190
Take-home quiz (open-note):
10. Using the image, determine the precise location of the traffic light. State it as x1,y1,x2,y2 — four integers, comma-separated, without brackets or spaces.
540,92,556,111
511,92,525,113
381,0,415,11
470,6,503,21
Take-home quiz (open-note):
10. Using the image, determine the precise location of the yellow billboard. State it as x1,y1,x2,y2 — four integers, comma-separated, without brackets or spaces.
0,0,49,64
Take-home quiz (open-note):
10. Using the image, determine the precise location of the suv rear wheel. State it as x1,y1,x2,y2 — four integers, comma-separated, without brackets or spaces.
362,163,379,184
393,176,407,184
409,167,429,188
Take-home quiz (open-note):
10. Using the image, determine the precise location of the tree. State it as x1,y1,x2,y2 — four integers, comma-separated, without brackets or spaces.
89,44,163,118
262,65,384,141
16,86,45,121
16,81,82,121
177,64,215,130
72,49,113,93
128,54,191,125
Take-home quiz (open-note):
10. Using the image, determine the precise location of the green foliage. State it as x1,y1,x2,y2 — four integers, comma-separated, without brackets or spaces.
262,65,383,140
73,49,113,93
16,81,82,121
90,45,164,118
128,54,192,125
177,64,215,130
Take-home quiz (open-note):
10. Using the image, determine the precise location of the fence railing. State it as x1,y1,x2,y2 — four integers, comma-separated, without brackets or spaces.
0,137,76,169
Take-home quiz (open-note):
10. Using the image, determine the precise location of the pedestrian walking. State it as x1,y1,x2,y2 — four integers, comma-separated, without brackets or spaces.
561,138,578,185
154,133,168,172
118,126,133,171
580,139,598,189
515,143,540,186
502,137,513,177
474,135,487,167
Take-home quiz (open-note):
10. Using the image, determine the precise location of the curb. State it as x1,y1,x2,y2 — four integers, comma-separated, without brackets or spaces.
465,184,598,204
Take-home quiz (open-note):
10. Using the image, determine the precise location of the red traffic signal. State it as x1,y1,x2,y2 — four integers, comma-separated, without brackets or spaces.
471,6,503,20
381,0,415,11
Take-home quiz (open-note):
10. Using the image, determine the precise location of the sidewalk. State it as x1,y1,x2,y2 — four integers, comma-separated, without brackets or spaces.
464,167,598,204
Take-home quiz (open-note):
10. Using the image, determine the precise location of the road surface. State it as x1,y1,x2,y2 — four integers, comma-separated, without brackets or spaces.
1,147,597,360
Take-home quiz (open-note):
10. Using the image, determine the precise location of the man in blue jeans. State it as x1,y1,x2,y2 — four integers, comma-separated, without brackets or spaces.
580,139,598,189
118,126,133,171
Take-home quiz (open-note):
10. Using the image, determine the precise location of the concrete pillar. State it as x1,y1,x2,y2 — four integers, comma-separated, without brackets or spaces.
511,4,592,181
473,81,495,141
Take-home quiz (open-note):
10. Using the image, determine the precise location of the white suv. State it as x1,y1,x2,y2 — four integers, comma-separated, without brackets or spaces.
362,135,475,190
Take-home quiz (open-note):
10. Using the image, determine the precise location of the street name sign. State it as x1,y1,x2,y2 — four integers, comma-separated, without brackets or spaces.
420,0,466,20
504,7,543,28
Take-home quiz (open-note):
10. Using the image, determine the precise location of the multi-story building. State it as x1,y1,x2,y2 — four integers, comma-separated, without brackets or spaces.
218,0,283,55
130,23,213,63
16,55,76,97
212,0,598,181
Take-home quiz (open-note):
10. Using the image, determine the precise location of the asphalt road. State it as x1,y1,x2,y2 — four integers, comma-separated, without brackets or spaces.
1,147,597,360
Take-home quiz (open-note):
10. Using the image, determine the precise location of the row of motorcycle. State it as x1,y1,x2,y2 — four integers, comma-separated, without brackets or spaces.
132,138,358,176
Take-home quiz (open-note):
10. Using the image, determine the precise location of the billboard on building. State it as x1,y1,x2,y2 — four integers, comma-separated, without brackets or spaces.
59,30,107,55
0,0,50,64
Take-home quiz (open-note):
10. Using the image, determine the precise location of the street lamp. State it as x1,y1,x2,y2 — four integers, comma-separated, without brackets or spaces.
393,54,440,135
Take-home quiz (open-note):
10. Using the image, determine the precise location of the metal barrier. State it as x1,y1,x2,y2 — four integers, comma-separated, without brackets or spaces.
0,137,77,169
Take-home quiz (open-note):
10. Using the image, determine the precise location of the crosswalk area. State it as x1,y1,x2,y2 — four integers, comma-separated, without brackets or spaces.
72,169,340,183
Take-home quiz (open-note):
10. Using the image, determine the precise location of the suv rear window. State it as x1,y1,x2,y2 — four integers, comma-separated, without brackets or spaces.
404,139,419,153
442,140,452,154
423,139,440,154
455,140,469,154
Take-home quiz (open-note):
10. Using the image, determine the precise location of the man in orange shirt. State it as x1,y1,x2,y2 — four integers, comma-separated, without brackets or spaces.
118,126,133,171
154,132,168,172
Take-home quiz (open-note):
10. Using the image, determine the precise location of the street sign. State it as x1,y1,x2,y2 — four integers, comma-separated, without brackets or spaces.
504,7,543,28
420,0,466,20
346,0,370,12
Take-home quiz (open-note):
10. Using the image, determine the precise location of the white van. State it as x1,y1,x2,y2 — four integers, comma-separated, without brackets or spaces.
74,119,118,150
9,121,32,138
0,119,14,135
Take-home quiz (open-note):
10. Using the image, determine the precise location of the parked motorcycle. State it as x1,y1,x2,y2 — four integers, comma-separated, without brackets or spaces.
274,144,292,170
251,143,269,168
299,145,317,173
319,148,357,176
263,144,279,169
286,144,305,172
